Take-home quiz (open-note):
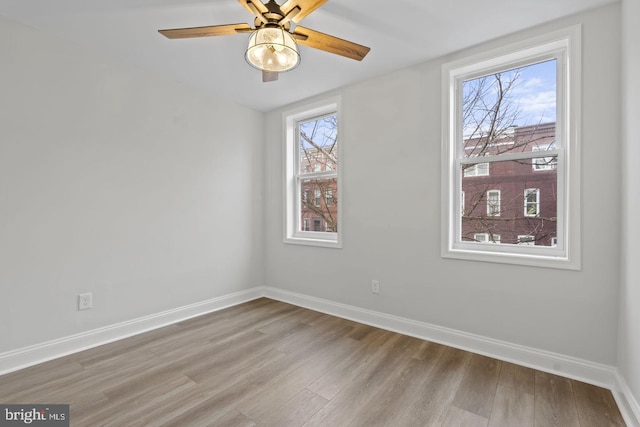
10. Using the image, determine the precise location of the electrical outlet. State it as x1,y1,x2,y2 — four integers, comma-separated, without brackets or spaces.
371,280,380,294
78,293,93,311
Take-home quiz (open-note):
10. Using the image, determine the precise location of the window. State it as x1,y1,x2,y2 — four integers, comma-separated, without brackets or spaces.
517,235,536,246
284,98,342,248
474,233,501,243
474,233,488,242
532,144,558,171
441,26,581,269
463,162,489,177
524,188,540,217
326,189,334,206
487,190,501,217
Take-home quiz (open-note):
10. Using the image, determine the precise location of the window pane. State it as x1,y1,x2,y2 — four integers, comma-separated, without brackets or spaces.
462,60,557,159
298,115,338,174
461,158,557,247
300,178,338,233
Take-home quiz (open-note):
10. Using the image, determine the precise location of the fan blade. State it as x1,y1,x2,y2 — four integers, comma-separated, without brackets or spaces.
293,26,370,61
159,23,252,39
238,0,269,15
263,71,279,82
281,0,327,23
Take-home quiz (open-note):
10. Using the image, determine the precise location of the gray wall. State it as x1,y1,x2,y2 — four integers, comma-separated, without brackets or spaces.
620,0,640,409
265,5,621,366
0,15,264,352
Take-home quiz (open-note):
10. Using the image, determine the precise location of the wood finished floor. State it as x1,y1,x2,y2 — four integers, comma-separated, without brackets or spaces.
0,298,625,427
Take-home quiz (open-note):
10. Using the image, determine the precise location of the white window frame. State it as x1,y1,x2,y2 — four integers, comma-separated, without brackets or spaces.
486,190,501,217
463,162,489,177
441,25,581,270
532,145,558,171
524,188,541,217
284,97,342,248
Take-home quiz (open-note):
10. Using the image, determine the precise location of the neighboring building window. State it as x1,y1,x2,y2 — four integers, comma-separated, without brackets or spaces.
441,26,581,269
463,162,489,177
474,233,489,243
487,190,501,217
524,188,540,217
284,98,342,248
326,189,334,206
518,235,536,245
474,233,501,243
532,144,558,171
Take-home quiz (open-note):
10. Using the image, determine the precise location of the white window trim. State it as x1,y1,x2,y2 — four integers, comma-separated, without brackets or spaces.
532,145,558,171
487,190,501,217
441,25,581,270
524,188,541,217
284,97,342,248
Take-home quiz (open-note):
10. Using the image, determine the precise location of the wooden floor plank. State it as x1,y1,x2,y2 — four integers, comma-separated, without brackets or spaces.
534,371,580,427
394,346,473,426
443,406,489,427
572,380,626,427
0,298,626,427
452,353,501,418
489,383,535,427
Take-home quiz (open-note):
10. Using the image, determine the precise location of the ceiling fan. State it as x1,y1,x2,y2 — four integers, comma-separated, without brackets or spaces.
158,0,371,82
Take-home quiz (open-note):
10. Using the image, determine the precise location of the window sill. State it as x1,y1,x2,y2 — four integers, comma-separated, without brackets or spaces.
284,233,342,249
442,246,580,270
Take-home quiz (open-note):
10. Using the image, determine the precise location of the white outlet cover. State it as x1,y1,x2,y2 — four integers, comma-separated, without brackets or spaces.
78,293,93,310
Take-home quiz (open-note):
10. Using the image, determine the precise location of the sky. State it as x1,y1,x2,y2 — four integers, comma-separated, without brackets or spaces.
463,59,557,130
511,59,557,125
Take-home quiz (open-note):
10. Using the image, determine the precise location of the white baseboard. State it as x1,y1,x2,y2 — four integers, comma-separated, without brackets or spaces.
613,371,640,427
264,287,617,387
0,287,265,376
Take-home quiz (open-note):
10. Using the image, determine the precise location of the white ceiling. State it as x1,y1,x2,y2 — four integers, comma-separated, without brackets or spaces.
0,0,617,111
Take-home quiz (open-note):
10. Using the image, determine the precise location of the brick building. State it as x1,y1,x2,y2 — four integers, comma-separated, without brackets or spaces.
461,123,557,246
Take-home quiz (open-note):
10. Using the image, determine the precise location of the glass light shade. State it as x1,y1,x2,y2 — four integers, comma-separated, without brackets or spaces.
245,27,300,73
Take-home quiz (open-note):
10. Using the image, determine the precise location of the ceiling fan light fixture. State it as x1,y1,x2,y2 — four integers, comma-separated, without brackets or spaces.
245,27,300,73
